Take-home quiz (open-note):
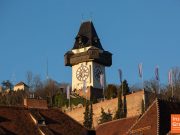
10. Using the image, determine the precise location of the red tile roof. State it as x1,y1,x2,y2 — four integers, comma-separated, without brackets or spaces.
0,106,93,135
0,98,179,135
127,99,180,135
96,116,138,135
128,99,158,134
39,109,89,135
0,106,40,135
95,98,180,135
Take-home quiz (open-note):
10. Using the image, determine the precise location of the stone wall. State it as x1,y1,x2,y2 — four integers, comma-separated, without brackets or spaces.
24,98,48,109
66,90,149,127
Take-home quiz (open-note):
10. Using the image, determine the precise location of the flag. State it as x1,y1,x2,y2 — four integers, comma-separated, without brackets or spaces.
66,85,70,99
155,66,159,81
100,74,104,88
168,70,173,86
83,80,87,93
118,69,122,83
138,63,143,78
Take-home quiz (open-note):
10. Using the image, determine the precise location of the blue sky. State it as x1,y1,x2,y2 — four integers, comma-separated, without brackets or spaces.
0,0,180,86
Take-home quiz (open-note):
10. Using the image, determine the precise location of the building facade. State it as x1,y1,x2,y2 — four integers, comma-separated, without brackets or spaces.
14,81,29,91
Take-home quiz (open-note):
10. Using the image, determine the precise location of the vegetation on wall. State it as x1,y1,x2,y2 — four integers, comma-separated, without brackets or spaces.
83,101,93,129
98,108,112,124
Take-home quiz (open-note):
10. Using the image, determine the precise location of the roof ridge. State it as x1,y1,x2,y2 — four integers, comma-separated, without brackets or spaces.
156,98,160,135
14,81,29,87
95,116,139,130
126,98,158,134
0,105,27,109
158,97,180,103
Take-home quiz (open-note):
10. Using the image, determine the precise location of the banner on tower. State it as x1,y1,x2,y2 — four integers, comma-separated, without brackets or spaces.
138,63,143,78
100,74,104,88
155,66,159,81
83,80,87,93
168,69,173,86
66,85,70,99
118,69,122,83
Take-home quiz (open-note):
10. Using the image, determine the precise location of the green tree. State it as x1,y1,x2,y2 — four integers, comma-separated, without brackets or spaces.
89,102,93,129
0,90,28,106
2,80,13,91
114,91,124,119
123,96,127,117
83,101,90,128
119,80,130,96
141,99,145,114
105,84,118,99
54,92,67,108
99,108,112,124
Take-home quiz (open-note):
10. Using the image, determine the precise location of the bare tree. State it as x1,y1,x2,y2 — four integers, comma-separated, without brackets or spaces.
34,79,59,106
44,79,59,106
144,79,159,95
159,67,180,101
2,80,13,91
26,71,33,90
169,67,180,99
172,67,180,88
33,74,43,91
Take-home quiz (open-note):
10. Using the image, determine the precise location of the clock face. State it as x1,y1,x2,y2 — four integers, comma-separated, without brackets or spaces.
76,64,89,81
94,66,103,80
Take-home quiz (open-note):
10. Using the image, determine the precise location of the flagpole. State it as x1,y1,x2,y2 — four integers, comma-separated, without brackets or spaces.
103,86,105,101
155,66,160,95
118,69,123,95
172,70,174,98
69,87,71,111
100,74,105,101
171,71,173,98
169,69,173,98
103,76,105,101
139,63,144,90
69,95,71,111
172,84,174,98
158,80,160,95
142,64,144,90
66,85,71,111
142,73,144,90
158,69,160,95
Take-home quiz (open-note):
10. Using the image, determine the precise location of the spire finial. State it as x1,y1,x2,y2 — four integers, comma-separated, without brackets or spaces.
90,12,93,22
81,14,84,23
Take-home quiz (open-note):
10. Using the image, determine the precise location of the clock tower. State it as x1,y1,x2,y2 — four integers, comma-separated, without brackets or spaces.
64,21,112,100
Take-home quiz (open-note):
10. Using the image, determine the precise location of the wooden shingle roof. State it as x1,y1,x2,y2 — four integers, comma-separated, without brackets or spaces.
73,21,104,50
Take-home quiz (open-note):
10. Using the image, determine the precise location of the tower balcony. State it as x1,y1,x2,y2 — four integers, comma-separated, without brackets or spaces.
64,49,112,67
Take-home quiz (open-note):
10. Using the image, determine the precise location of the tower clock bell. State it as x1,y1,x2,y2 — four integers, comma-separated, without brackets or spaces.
64,21,112,100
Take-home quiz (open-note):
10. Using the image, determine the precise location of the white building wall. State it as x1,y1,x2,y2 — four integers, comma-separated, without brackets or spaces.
72,61,106,91
71,47,106,91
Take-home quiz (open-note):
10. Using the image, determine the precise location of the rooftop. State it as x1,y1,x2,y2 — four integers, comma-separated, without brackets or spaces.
73,21,103,50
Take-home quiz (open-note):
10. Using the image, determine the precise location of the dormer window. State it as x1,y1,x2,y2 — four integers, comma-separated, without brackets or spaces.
78,37,82,44
38,118,46,126
93,37,99,44
76,35,88,46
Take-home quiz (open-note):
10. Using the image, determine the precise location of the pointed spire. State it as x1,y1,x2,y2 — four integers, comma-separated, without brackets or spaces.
73,21,104,50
